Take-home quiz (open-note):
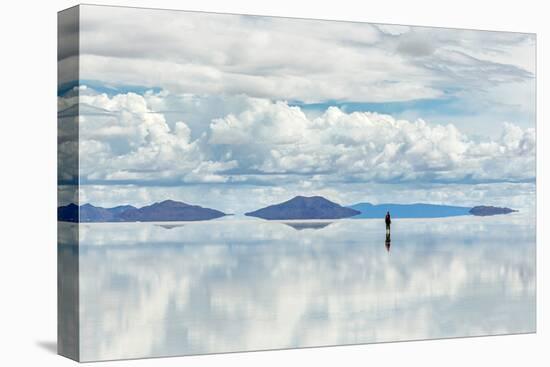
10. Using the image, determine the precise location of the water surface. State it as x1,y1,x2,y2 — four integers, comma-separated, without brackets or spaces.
63,214,535,361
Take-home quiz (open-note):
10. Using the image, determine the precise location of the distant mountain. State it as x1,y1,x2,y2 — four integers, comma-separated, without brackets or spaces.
348,203,472,218
119,200,226,222
469,206,517,216
107,205,137,217
245,196,360,220
58,200,226,222
79,204,137,222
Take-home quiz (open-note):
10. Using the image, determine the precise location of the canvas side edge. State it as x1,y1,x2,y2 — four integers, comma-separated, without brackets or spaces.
57,4,81,362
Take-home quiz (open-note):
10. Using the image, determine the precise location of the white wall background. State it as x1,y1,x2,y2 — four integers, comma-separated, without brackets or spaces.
0,0,546,366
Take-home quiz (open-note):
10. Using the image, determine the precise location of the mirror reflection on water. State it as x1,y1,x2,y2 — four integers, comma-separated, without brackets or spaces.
59,214,535,361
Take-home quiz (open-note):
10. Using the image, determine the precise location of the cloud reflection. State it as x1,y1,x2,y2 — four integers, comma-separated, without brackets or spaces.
73,217,535,361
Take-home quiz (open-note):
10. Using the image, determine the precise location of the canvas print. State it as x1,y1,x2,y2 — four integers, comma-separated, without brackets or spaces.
57,5,536,362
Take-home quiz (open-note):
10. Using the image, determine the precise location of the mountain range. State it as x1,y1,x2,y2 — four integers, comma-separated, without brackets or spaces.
58,200,227,222
58,197,517,222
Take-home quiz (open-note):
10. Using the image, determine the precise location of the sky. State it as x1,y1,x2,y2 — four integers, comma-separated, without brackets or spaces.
58,5,536,213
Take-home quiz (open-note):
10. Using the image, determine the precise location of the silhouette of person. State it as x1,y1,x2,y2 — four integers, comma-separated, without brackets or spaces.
385,211,391,234
385,232,391,252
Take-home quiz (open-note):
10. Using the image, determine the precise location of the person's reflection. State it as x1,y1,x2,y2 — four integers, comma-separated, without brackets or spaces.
385,211,392,252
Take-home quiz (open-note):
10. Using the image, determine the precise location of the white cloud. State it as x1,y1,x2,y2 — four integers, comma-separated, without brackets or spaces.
73,5,534,105
55,5,538,148
206,97,534,183
71,87,535,211
209,99,309,146
78,91,236,184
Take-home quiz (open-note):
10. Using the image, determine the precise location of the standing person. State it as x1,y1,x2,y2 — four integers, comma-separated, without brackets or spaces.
385,211,391,234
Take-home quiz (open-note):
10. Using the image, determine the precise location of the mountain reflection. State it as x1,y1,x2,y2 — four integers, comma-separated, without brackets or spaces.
68,216,535,361
282,221,333,231
155,224,186,230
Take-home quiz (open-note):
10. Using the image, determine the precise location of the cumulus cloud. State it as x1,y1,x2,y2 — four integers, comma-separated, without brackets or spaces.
74,88,535,200
205,96,535,184
77,90,237,184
